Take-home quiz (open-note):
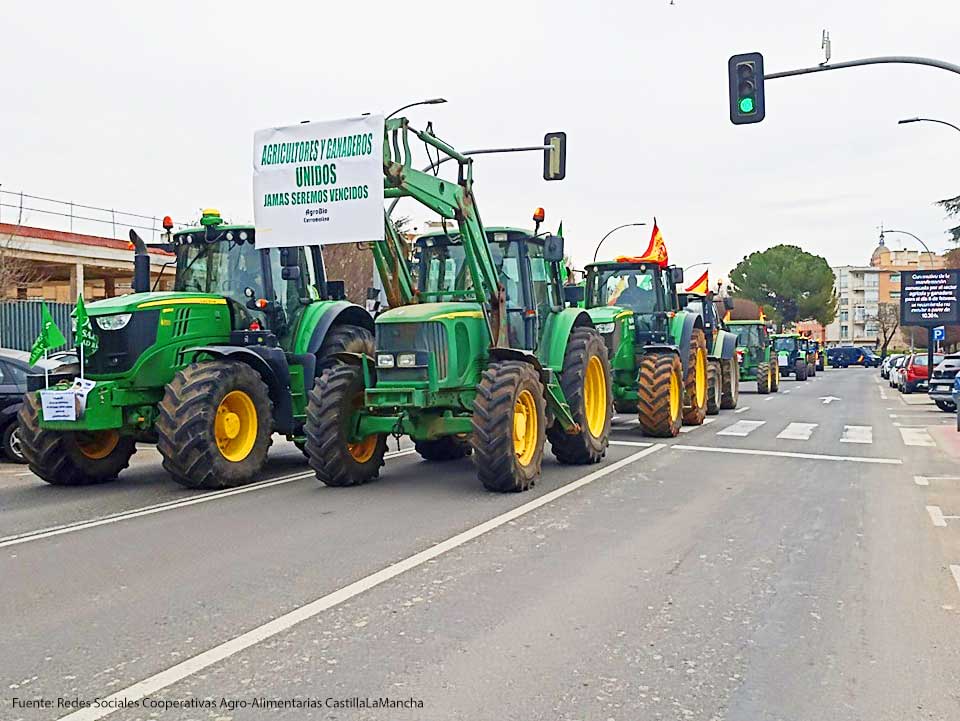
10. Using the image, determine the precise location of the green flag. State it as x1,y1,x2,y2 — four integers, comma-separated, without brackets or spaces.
29,303,68,366
75,294,99,356
557,221,563,238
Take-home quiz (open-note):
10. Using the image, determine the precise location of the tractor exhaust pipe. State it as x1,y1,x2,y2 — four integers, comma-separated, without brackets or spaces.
128,229,151,294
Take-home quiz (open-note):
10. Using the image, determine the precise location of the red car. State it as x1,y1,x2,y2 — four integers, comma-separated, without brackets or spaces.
899,353,944,394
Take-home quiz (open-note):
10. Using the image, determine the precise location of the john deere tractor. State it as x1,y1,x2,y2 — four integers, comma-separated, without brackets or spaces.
727,319,780,393
305,119,612,493
679,291,739,414
772,333,813,381
19,210,374,488
582,258,708,437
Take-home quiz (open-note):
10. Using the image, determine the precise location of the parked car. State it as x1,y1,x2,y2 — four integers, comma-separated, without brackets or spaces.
828,346,880,368
929,353,960,411
880,353,903,380
889,355,908,388
899,353,944,394
0,348,74,463
952,376,960,430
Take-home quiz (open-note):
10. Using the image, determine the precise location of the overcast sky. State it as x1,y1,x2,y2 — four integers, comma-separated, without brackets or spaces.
3,0,960,283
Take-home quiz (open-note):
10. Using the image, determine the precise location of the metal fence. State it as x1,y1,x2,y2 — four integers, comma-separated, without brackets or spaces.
0,301,74,352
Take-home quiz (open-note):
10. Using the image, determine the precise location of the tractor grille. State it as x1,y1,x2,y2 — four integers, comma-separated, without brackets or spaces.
376,322,448,381
85,311,160,375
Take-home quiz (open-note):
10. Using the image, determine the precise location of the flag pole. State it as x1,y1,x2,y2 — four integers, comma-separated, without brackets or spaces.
44,349,49,389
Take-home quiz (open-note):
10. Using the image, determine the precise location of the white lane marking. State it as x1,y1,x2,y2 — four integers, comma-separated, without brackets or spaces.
820,396,841,405
678,417,716,434
58,444,667,721
734,406,750,414
764,397,774,402
915,475,930,486
612,418,640,426
951,565,960,594
717,420,765,437
840,425,873,444
879,388,888,399
609,440,654,448
673,444,902,465
915,476,960,486
900,428,936,447
783,390,792,394
777,422,817,441
927,505,948,527
0,450,419,550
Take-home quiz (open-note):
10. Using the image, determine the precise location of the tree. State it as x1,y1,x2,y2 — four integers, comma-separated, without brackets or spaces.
874,302,900,358
0,230,48,299
729,245,837,329
937,193,960,245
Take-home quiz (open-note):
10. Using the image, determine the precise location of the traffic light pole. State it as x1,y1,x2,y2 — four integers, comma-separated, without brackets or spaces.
764,55,960,81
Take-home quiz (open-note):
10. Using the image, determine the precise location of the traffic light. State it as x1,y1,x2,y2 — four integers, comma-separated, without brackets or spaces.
728,52,766,125
543,131,566,180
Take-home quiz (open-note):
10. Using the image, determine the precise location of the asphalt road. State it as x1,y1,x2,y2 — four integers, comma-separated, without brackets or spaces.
2,366,960,721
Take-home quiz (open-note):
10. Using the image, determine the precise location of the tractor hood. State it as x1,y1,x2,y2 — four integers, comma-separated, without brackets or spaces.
585,306,628,325
87,292,227,316
375,302,484,324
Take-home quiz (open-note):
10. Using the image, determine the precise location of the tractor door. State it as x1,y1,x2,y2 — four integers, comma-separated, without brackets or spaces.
267,246,322,350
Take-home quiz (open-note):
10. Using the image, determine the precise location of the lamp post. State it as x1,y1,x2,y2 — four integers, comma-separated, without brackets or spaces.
592,223,646,263
898,116,960,135
683,262,711,272
386,98,447,119
879,228,935,263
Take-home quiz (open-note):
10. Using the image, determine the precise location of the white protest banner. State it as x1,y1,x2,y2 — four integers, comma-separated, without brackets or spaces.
40,390,77,422
253,115,385,249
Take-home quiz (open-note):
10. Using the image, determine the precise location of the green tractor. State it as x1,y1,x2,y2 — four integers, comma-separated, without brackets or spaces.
772,332,813,381
305,119,612,493
19,210,375,488
727,320,780,393
582,258,709,437
678,291,740,414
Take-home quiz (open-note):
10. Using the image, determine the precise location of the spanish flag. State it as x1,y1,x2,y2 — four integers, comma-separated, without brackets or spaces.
685,270,709,294
619,218,668,267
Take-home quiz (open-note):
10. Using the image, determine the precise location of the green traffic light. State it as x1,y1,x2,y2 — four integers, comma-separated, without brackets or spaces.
739,97,755,114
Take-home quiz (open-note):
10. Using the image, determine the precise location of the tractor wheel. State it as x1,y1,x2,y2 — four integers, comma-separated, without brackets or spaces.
757,362,771,394
472,361,546,492
415,436,472,461
795,360,808,381
305,364,387,487
808,362,816,377
771,362,781,392
317,325,374,370
706,360,722,415
157,361,274,489
682,328,708,426
637,352,683,438
720,357,739,410
17,393,136,485
547,327,612,464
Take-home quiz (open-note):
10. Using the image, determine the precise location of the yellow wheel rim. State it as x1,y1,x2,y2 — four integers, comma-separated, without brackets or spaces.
583,355,607,437
669,369,681,421
695,349,707,406
215,390,258,462
768,365,773,386
347,435,378,463
513,389,538,466
76,430,120,460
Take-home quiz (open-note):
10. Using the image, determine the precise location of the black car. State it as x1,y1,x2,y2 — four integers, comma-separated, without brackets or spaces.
827,345,881,368
0,349,76,462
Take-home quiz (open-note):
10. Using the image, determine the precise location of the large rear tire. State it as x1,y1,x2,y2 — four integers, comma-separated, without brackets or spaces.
547,327,612,465
305,365,387,486
157,361,273,489
637,352,683,438
682,328,708,426
795,360,808,381
720,357,739,410
18,393,136,485
771,361,781,392
706,360,722,415
757,362,771,394
415,436,472,461
317,325,374,370
808,362,816,378
472,361,546,492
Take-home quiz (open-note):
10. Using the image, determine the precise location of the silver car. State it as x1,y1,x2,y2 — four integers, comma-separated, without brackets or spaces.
929,353,960,412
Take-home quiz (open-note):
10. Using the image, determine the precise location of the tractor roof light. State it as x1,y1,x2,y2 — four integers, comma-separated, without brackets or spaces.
162,215,174,231
532,207,545,223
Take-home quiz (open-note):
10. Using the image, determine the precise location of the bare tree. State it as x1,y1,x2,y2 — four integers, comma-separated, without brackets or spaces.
874,302,900,358
0,231,49,299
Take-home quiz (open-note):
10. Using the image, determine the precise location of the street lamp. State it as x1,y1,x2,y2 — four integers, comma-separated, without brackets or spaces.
898,116,960,134
879,228,936,262
592,223,647,263
386,98,447,119
684,262,711,272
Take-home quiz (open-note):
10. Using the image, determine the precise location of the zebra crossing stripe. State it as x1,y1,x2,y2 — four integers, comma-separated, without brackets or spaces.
777,422,817,440
717,420,765,437
840,426,873,444
900,427,935,447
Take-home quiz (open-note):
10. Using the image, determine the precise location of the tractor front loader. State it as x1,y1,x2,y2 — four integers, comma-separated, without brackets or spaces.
304,119,613,492
20,211,375,489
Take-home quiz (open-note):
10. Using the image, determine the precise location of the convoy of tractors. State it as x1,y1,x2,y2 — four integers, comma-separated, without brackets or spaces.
16,117,818,493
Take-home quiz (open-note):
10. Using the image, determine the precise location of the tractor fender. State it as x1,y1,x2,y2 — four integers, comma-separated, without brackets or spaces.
190,345,296,435
489,347,549,383
537,308,594,371
642,343,681,359
716,330,737,361
673,312,703,376
303,302,375,365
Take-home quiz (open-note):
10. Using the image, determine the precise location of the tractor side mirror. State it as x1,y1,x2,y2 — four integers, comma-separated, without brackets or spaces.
326,280,346,301
724,296,735,310
563,284,584,305
281,266,301,281
678,293,689,308
543,131,567,181
366,286,381,313
670,266,684,286
280,247,300,267
543,234,564,263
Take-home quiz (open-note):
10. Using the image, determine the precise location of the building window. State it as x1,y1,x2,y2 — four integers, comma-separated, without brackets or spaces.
840,310,849,321
865,289,879,302
865,322,879,335
889,272,900,283
890,290,900,299
865,274,879,288
841,325,849,338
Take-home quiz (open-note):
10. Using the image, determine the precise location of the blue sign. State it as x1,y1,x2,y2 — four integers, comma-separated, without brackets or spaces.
934,326,946,341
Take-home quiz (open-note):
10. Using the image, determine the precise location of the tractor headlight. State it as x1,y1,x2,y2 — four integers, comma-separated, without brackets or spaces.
397,353,417,368
95,313,132,331
376,354,395,368
595,322,616,335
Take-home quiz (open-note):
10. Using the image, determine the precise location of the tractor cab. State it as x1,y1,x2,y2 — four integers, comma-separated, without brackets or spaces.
772,333,813,380
584,260,683,344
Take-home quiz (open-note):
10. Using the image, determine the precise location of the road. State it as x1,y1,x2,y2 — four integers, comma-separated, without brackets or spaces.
2,366,960,721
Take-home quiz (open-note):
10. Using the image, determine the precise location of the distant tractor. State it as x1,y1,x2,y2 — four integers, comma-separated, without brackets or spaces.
772,333,812,381
728,320,780,393
583,254,709,437
679,290,740,414
20,210,374,488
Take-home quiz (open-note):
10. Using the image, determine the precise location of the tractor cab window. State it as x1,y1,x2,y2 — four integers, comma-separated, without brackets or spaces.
418,238,472,301
736,325,765,347
268,246,318,345
591,267,659,315
774,337,797,352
